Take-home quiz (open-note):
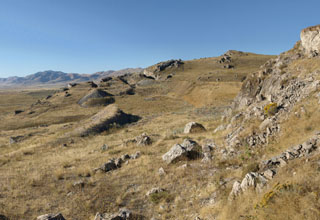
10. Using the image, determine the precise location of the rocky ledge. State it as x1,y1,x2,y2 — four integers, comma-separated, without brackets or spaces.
301,24,320,57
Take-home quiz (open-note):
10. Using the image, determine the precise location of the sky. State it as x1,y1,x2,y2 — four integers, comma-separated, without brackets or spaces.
0,0,319,77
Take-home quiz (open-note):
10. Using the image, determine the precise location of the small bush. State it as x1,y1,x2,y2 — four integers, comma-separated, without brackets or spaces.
264,103,278,116
149,191,174,204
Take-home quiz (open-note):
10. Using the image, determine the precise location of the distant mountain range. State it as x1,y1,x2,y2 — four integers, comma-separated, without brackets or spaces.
0,68,143,87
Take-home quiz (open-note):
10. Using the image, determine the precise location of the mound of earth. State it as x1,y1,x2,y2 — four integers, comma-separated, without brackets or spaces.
73,104,140,136
78,89,113,107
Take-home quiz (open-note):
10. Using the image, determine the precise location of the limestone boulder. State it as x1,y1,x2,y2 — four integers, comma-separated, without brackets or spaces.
184,122,206,134
301,25,320,56
162,139,201,164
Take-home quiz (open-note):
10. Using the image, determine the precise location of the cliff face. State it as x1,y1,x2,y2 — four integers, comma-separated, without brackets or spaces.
301,24,320,57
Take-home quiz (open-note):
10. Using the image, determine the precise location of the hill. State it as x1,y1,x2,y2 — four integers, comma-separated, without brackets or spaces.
0,68,143,88
3,25,320,219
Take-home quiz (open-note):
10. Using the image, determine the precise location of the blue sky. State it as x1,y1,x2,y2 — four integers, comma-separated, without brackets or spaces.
0,0,319,77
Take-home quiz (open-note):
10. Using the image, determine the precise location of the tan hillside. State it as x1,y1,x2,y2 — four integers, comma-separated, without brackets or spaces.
2,30,320,220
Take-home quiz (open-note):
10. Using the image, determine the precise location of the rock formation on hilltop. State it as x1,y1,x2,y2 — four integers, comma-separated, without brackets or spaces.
143,59,184,80
300,24,320,57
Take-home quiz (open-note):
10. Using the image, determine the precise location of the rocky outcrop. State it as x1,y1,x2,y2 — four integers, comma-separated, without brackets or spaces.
143,59,184,80
218,55,231,64
162,139,202,164
222,39,320,151
73,105,140,136
301,24,320,57
229,134,320,200
37,213,66,220
184,122,206,134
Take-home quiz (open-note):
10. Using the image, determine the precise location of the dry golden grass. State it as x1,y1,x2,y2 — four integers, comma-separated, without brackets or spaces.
0,53,276,219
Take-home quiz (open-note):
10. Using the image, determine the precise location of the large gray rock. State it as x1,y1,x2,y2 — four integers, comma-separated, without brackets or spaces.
162,144,187,164
301,25,320,56
184,122,206,134
37,213,66,220
162,139,201,164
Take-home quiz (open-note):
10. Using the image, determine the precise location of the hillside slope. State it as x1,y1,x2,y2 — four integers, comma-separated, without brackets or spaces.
0,47,294,220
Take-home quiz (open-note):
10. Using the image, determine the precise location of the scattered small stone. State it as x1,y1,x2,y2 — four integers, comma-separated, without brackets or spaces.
223,64,234,69
121,154,131,160
214,124,226,133
158,167,166,176
66,191,74,197
115,158,123,167
177,164,189,169
135,133,152,146
101,144,108,151
14,110,24,115
146,187,165,196
9,136,24,144
130,151,141,159
37,213,65,220
73,180,85,188
95,151,141,173
68,83,78,88
94,208,140,220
